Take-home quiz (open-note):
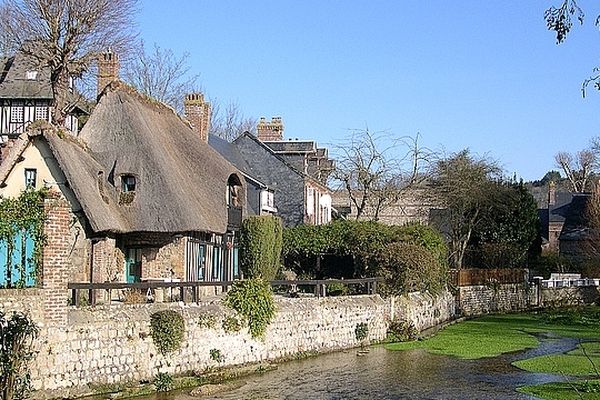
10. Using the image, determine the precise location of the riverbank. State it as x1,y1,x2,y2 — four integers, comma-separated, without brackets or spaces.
387,307,600,399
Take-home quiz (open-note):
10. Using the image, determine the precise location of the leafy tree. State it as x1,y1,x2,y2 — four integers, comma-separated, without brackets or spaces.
470,182,540,268
0,0,138,125
123,42,199,114
429,149,501,269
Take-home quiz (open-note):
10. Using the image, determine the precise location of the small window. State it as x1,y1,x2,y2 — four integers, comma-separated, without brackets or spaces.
34,102,49,121
10,101,24,123
24,168,37,188
26,71,38,80
121,175,136,192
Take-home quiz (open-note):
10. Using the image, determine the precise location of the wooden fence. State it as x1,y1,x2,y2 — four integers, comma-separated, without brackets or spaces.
67,278,381,307
449,268,528,287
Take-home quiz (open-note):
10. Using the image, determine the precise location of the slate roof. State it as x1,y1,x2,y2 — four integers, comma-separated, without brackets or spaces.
0,51,53,99
559,194,592,241
208,134,252,175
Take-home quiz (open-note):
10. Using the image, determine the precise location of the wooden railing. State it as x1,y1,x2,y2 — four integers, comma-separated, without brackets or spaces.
67,278,381,307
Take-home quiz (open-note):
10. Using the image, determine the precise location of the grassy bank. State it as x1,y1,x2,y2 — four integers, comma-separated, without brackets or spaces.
385,308,600,359
386,307,600,400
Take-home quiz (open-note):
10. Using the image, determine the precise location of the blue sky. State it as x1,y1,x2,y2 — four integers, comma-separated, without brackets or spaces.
137,1,600,181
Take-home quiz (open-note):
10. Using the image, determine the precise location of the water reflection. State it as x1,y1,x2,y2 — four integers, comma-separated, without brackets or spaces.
139,336,577,400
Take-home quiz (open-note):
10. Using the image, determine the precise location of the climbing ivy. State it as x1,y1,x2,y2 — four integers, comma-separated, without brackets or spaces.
224,278,275,339
0,189,47,288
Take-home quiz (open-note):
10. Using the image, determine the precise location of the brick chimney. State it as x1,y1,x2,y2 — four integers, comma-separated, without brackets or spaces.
257,116,284,141
548,181,556,207
97,50,120,97
184,93,211,142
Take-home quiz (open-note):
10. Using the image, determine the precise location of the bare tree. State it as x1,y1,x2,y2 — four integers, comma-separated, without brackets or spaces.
430,150,501,269
210,100,257,142
332,129,432,221
123,42,199,114
0,0,138,125
555,150,595,192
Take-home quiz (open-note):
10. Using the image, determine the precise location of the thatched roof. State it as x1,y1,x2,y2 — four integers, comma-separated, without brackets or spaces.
61,82,243,235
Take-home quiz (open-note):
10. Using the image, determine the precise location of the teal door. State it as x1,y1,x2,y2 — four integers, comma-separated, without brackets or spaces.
125,248,142,283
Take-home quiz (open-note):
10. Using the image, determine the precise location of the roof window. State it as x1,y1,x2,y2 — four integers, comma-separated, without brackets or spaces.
26,71,38,80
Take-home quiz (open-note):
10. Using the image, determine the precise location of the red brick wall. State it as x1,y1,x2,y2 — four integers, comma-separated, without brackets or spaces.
42,193,71,325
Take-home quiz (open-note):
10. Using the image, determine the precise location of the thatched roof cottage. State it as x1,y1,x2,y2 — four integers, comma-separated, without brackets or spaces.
0,80,246,290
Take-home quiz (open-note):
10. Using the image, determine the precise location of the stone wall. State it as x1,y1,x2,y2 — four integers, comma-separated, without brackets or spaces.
390,290,455,332
457,283,531,316
10,295,386,398
541,286,600,308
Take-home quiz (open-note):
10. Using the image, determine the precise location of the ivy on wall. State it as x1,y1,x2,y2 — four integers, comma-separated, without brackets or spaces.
149,310,185,355
0,189,47,288
239,216,283,281
224,278,275,339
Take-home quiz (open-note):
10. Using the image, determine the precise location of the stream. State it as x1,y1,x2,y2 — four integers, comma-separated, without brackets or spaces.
142,335,579,400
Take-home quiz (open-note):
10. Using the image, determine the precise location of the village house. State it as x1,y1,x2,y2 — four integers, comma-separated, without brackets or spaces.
182,93,277,218
0,48,88,162
207,116,333,227
330,186,436,225
0,52,246,297
533,182,595,263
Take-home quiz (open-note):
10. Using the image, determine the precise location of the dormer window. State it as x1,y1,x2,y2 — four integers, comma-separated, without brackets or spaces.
26,71,38,80
121,175,136,192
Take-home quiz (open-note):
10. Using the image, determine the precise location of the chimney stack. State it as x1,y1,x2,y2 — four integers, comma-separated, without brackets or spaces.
548,181,556,207
97,50,120,98
257,116,284,141
184,93,211,142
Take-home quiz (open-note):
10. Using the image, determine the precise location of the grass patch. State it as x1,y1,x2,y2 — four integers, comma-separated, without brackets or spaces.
386,315,539,359
513,342,600,376
518,379,600,400
385,308,600,360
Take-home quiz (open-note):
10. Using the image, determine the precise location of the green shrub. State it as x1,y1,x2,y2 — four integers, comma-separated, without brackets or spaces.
209,348,225,363
355,322,369,341
197,313,217,329
375,242,447,296
240,216,283,281
283,220,448,280
0,311,39,400
149,310,185,355
153,372,173,392
387,319,418,342
224,278,276,339
326,282,349,296
221,315,242,333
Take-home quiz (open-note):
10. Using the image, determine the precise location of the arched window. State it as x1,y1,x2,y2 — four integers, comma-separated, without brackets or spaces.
227,174,242,208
